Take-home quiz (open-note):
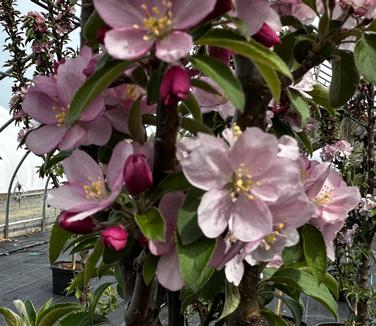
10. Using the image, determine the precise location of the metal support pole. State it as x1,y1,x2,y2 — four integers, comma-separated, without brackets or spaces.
0,117,15,134
41,175,51,231
4,151,30,239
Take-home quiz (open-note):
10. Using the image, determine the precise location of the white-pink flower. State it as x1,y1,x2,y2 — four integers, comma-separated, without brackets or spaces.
94,0,216,62
181,127,302,243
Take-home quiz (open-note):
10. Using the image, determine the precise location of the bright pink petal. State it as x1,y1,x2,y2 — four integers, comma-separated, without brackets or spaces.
83,116,112,146
155,32,193,63
63,149,105,190
198,189,232,238
104,28,153,60
157,250,184,291
172,0,217,30
235,0,271,35
106,141,134,192
22,90,61,124
93,0,144,28
26,125,67,155
47,185,98,212
79,97,105,122
231,196,273,242
32,75,58,98
59,124,86,151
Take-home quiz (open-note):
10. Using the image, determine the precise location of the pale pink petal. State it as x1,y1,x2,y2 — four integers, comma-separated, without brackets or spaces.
231,195,273,242
26,125,67,155
157,250,184,291
93,0,145,28
47,185,98,212
104,28,153,60
83,116,112,146
155,32,193,63
32,75,58,97
22,90,61,124
198,189,232,238
149,238,174,256
64,205,106,222
172,0,217,30
63,149,105,189
79,97,105,122
104,107,129,134
106,141,134,192
59,124,86,151
235,0,272,35
225,256,244,286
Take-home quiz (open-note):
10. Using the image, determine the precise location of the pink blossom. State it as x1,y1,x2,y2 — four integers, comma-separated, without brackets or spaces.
208,46,232,65
23,47,110,155
58,211,96,234
253,23,281,47
101,225,128,251
47,141,134,222
340,0,376,17
160,66,190,106
124,154,153,196
271,0,321,23
149,192,185,291
358,194,376,216
320,140,353,162
181,127,303,243
94,0,216,62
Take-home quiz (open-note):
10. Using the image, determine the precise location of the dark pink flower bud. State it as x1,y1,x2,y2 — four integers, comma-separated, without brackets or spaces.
58,211,95,234
124,154,153,196
96,25,111,45
253,23,281,48
208,46,232,65
101,225,128,251
160,66,190,106
203,0,233,22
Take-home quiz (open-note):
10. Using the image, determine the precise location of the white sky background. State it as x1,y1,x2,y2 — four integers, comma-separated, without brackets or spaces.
0,1,80,109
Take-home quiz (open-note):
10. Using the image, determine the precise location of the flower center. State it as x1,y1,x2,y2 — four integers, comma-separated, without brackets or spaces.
230,164,259,200
83,178,107,200
313,188,332,207
262,223,285,250
52,105,69,125
137,2,172,40
124,84,141,101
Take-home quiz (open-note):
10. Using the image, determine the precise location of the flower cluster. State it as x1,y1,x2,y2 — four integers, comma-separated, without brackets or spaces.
320,140,353,163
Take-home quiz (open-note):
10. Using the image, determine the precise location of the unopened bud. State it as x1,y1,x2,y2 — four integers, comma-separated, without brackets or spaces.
160,66,190,106
101,225,128,251
124,154,153,196
58,211,95,234
253,23,281,48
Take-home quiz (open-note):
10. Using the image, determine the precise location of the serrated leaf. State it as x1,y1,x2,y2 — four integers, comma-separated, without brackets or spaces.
287,88,310,126
307,84,335,116
190,55,245,111
135,207,166,241
83,10,104,49
85,239,104,286
302,224,327,282
128,98,145,144
143,253,159,285
49,223,72,265
354,33,376,84
254,62,281,101
66,60,133,124
219,281,240,320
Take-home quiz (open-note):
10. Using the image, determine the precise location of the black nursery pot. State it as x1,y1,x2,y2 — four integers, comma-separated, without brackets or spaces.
51,261,81,296
315,323,345,326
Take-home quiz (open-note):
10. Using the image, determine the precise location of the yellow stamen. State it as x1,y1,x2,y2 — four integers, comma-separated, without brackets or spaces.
83,178,106,200
140,1,172,39
313,188,332,207
52,105,69,125
230,164,259,200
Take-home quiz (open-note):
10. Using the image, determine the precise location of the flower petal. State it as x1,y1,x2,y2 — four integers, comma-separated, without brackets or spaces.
155,32,193,63
172,0,217,30
157,250,184,291
225,256,244,286
59,124,86,151
231,195,273,242
79,97,105,122
104,28,153,60
234,0,271,35
93,0,145,28
26,125,67,155
83,116,112,146
198,189,232,238
106,141,134,192
104,106,129,134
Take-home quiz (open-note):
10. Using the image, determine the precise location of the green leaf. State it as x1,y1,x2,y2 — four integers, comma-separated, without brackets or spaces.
219,281,240,320
24,300,36,326
88,283,113,323
190,55,245,111
128,98,146,144
66,60,133,124
0,307,21,326
66,272,85,295
57,311,110,326
302,0,317,11
197,29,292,78
181,117,213,135
329,51,359,107
13,300,29,325
287,88,310,126
297,131,313,155
354,33,376,84
143,253,159,285
176,237,215,293
83,11,104,49
177,188,204,245
322,272,339,300
261,309,289,326
274,294,303,325
38,303,82,326
102,235,134,265
269,268,338,317
85,239,104,286
254,62,281,101
307,84,335,116
180,93,202,122
190,78,221,96
135,207,166,241
302,224,327,282
282,241,304,266
49,223,72,265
